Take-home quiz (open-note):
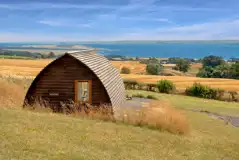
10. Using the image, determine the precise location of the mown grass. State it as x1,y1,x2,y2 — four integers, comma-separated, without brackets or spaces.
127,90,239,116
0,106,239,160
0,75,239,159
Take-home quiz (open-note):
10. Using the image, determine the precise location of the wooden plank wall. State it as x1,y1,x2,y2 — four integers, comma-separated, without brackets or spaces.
26,54,110,109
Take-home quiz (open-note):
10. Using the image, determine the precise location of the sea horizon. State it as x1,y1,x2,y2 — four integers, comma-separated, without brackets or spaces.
0,40,239,59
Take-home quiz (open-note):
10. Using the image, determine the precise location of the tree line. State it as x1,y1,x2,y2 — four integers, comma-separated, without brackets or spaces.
122,55,239,80
197,55,239,79
0,50,59,59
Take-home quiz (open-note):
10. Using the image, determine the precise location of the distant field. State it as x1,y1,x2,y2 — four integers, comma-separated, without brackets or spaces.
0,55,33,59
111,61,202,75
0,59,238,91
3,49,68,55
122,74,239,91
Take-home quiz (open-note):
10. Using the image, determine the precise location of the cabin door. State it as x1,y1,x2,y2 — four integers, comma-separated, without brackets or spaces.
75,80,92,104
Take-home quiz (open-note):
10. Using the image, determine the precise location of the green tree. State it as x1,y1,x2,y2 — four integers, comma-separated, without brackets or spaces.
146,63,163,75
47,52,56,58
197,63,238,79
202,55,225,68
230,62,239,79
196,66,214,78
173,59,191,73
212,64,231,78
140,57,160,64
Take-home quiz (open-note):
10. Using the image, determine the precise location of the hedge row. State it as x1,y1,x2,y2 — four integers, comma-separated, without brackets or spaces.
123,79,238,102
124,79,175,94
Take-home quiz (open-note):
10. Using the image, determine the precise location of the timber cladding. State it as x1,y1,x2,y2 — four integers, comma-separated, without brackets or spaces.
24,50,126,112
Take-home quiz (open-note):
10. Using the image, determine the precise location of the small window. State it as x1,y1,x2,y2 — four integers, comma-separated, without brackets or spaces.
75,80,92,104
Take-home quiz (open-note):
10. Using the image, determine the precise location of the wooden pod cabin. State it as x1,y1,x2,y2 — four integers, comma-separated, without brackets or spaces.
24,49,126,112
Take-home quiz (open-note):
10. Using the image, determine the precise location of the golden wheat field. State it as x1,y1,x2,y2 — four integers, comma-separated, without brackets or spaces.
0,59,238,91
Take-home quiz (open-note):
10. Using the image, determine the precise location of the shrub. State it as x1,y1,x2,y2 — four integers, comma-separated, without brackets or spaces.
123,79,138,89
146,83,157,92
121,67,131,74
137,83,147,90
156,80,175,94
146,95,158,100
146,63,163,75
228,91,238,102
132,93,145,98
215,89,225,101
185,83,222,99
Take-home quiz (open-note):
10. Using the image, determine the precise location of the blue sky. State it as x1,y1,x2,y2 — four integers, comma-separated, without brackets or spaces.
0,0,239,42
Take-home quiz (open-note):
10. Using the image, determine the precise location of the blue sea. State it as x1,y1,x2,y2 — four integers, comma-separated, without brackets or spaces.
0,41,239,59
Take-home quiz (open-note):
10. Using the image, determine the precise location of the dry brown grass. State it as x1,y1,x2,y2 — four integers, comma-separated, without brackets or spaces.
0,79,25,108
0,76,189,135
0,59,51,76
116,101,189,134
58,100,189,135
112,61,146,74
26,100,189,135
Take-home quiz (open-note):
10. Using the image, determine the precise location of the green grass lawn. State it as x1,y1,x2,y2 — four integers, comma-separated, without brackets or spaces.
1,95,239,160
127,90,239,116
0,89,239,160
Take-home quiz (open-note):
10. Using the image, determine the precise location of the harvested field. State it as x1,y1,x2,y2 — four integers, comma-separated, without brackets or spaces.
0,59,238,91
122,74,239,91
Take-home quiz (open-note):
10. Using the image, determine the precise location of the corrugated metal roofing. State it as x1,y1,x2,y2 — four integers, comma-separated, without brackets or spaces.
67,50,126,111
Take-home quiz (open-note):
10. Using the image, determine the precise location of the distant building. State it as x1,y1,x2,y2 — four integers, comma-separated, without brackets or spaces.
160,60,169,64
111,57,123,61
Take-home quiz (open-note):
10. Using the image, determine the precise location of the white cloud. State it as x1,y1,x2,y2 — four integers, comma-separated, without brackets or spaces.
156,18,172,23
0,2,226,12
38,20,64,27
1,19,239,42
156,19,239,34
118,17,172,23
38,20,91,28
0,3,117,10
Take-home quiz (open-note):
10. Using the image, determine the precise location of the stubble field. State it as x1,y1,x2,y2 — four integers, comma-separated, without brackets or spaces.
0,59,238,91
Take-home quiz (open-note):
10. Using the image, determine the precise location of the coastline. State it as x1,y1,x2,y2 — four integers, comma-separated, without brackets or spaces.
0,42,239,59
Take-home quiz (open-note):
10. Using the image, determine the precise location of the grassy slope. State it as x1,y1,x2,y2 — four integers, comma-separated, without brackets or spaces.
0,107,239,160
127,90,239,116
0,74,238,159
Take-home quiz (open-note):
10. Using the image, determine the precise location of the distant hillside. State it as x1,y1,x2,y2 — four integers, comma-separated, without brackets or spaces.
0,49,42,58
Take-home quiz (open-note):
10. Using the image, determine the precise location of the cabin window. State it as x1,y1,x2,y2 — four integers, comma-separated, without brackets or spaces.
75,80,92,104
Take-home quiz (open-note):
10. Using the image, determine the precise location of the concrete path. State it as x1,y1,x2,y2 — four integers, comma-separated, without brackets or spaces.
125,97,153,108
191,109,239,128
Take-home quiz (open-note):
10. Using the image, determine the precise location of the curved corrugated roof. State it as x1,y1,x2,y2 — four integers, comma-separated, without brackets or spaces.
66,50,126,110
